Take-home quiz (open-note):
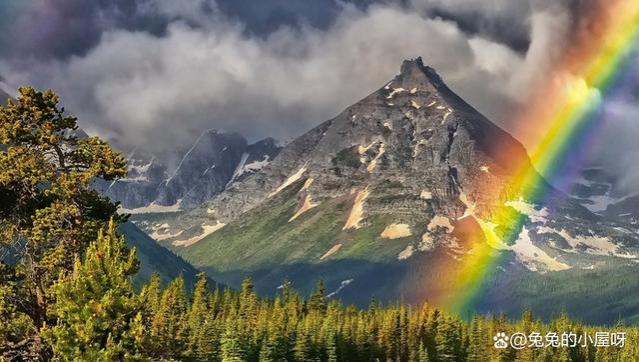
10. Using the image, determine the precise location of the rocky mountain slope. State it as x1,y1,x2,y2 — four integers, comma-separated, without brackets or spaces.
566,167,639,228
99,130,281,211
131,58,639,322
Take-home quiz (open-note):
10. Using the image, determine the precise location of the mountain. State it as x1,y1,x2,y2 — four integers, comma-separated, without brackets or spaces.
101,130,282,211
566,167,639,227
131,58,639,322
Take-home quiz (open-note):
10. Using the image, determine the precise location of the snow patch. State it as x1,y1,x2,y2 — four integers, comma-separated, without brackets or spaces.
343,189,370,230
426,101,437,107
386,87,406,99
320,244,342,260
327,279,354,298
149,229,183,241
419,233,435,251
172,221,226,247
505,199,549,224
537,227,635,258
268,166,307,197
381,223,412,239
243,156,270,173
441,109,453,125
301,178,314,191
398,245,414,260
289,194,319,222
358,141,377,155
420,190,433,200
458,192,476,219
410,88,418,94
475,217,510,250
410,100,421,109
427,215,453,233
383,121,393,130
128,160,153,174
511,228,570,272
119,199,182,214
582,194,617,212
226,152,250,186
367,143,386,172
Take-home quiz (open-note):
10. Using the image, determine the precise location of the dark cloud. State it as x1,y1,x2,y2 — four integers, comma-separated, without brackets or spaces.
416,2,532,53
0,0,637,194
0,0,534,63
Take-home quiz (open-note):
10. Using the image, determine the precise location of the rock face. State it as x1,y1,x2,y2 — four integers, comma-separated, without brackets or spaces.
155,130,248,208
102,130,282,211
132,58,639,322
159,57,573,239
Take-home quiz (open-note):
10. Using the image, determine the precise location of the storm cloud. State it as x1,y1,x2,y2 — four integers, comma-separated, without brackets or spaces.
0,1,537,150
0,0,637,194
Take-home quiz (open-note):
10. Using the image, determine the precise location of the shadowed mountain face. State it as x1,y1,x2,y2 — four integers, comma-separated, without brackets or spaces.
129,58,639,322
98,131,282,210
120,222,207,290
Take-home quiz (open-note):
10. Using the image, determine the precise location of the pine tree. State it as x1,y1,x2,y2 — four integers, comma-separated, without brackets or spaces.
418,341,429,362
294,319,314,361
0,87,127,359
308,280,327,314
187,273,213,360
435,315,459,361
221,312,245,362
467,316,485,362
42,220,140,360
150,276,189,359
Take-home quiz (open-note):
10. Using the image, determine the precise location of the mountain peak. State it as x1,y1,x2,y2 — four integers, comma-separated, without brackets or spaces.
394,57,444,91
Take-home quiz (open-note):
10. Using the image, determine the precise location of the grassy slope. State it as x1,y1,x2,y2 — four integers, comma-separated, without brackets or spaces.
474,258,639,325
162,181,639,324
121,222,205,289
169,181,409,296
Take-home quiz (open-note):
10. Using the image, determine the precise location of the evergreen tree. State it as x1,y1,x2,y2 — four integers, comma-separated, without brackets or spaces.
308,280,327,314
435,315,460,361
42,220,140,360
150,276,189,359
187,273,213,359
221,312,245,362
0,87,126,359
418,341,429,362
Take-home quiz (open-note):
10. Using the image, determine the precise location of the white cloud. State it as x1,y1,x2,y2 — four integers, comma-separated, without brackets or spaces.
2,4,529,154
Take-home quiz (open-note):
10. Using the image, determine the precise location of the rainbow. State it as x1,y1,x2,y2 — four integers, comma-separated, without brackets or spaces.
441,1,639,317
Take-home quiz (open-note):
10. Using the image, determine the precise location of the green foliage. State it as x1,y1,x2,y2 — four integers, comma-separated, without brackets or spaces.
331,147,361,169
0,87,127,359
42,220,141,360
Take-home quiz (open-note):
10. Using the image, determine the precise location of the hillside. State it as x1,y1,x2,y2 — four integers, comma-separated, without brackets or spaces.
120,222,207,289
130,58,639,322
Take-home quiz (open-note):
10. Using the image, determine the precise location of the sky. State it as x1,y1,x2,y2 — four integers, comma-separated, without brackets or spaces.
0,0,637,193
